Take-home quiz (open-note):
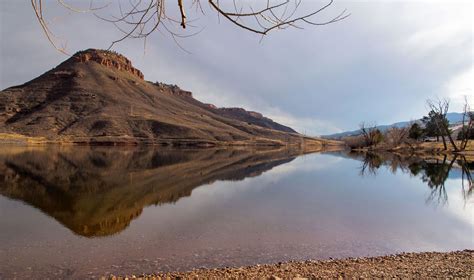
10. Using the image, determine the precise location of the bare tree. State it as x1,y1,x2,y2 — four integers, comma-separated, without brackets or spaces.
359,122,383,148
359,121,373,146
30,0,350,54
426,98,458,151
385,126,410,147
459,96,473,151
342,135,364,149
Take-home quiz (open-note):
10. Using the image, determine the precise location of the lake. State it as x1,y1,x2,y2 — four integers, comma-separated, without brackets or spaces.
0,146,472,279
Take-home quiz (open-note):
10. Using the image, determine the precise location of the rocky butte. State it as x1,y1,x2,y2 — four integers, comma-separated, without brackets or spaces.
0,49,335,148
74,49,144,80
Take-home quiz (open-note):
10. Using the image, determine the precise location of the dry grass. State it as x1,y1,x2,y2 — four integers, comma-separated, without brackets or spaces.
0,133,47,144
417,140,474,152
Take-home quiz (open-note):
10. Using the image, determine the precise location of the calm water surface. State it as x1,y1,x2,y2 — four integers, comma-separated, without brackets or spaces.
0,146,472,279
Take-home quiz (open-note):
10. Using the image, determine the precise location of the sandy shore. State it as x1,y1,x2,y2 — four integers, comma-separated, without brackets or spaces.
106,250,473,279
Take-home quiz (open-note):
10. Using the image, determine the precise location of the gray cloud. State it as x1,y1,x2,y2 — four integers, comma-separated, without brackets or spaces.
0,0,472,135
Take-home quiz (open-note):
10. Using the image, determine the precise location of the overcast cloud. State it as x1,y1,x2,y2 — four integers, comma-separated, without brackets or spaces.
0,0,472,135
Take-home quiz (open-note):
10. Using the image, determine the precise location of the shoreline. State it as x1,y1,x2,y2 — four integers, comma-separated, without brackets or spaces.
351,141,474,155
0,132,344,149
106,250,473,279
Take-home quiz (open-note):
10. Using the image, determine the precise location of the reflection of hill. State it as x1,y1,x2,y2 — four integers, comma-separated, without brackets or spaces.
0,146,301,237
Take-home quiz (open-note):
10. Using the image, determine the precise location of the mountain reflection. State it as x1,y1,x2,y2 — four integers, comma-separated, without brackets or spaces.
350,152,473,205
0,146,301,237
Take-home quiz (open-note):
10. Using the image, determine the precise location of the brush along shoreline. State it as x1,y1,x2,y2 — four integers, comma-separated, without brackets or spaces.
353,140,474,158
105,250,473,279
0,132,343,149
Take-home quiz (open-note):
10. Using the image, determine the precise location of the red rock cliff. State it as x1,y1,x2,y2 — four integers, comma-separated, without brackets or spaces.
73,49,144,80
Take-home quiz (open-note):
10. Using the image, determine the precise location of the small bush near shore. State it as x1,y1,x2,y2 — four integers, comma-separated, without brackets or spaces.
343,135,367,149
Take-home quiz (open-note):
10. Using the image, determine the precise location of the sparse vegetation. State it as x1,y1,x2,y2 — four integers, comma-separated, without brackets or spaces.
426,98,458,151
343,98,473,154
343,134,368,149
459,98,474,150
359,122,383,147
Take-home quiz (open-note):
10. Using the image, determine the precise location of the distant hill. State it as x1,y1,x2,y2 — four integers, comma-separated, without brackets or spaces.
0,49,321,146
322,112,468,140
445,112,468,123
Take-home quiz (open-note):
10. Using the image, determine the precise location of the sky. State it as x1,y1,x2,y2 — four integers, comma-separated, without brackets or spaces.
0,0,472,135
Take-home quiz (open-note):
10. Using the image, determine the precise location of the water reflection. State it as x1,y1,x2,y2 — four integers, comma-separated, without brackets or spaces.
349,152,473,205
1,147,473,279
0,146,302,237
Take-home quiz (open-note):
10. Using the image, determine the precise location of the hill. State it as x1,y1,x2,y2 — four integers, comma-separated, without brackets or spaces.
0,49,324,147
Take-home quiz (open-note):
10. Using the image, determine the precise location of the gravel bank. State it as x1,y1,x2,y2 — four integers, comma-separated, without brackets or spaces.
107,250,473,279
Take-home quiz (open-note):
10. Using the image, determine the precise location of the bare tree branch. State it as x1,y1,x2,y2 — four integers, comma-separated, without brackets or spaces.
31,0,350,54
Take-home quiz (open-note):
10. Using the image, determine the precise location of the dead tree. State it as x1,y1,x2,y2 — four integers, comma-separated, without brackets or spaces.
426,98,458,151
460,97,473,151
359,122,373,147
385,126,410,148
359,122,383,148
30,0,350,54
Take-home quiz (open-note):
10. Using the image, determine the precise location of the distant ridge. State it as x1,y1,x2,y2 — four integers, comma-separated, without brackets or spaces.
0,49,322,146
322,112,468,140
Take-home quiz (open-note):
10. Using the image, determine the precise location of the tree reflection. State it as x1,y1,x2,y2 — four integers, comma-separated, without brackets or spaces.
458,159,473,203
359,153,383,176
352,152,473,206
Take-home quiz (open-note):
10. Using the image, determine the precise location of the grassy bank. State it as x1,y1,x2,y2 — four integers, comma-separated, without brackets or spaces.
353,140,474,158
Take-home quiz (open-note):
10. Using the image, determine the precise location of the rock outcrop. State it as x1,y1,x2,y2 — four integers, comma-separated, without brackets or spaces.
204,103,218,109
74,49,144,80
153,82,193,98
215,107,296,133
220,107,263,119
